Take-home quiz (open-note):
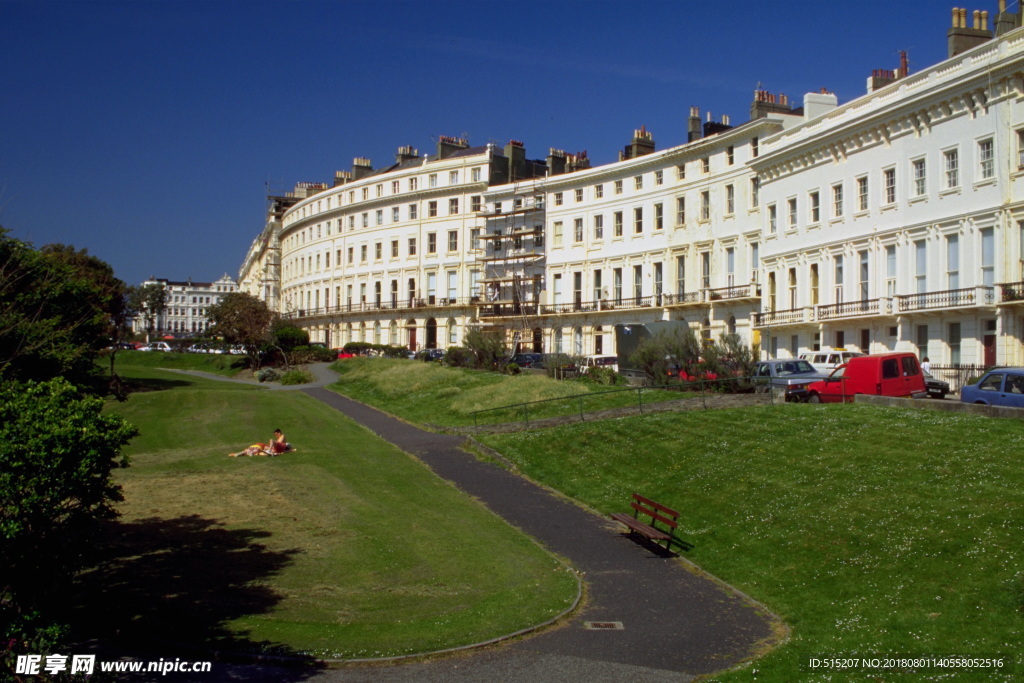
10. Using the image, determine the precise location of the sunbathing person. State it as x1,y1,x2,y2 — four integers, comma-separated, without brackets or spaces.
228,429,294,457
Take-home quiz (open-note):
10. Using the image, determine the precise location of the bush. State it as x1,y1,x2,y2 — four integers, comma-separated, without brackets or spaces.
279,369,314,385
272,322,309,352
378,345,411,359
503,362,521,375
256,368,280,383
444,347,475,368
463,330,507,370
289,345,336,364
581,367,625,386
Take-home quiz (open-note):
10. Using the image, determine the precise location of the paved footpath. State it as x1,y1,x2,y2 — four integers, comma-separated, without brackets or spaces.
156,365,781,682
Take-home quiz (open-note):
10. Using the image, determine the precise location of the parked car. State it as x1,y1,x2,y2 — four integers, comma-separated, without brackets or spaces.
923,370,950,399
510,353,543,368
418,348,445,362
960,367,1024,408
799,349,867,374
139,342,172,352
752,359,826,402
805,352,928,403
581,354,619,373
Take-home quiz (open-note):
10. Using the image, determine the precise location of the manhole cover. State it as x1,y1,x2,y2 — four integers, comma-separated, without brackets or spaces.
584,621,624,630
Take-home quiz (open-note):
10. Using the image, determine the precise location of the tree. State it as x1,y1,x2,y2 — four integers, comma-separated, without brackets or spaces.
0,378,137,677
0,230,116,387
462,329,507,370
128,282,168,343
207,292,273,368
271,319,309,352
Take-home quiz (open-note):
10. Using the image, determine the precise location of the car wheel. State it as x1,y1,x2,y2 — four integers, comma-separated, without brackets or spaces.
974,401,987,405
808,394,822,404
937,392,946,400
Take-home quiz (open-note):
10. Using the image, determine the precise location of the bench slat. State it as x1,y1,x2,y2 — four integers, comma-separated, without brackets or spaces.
609,512,670,540
630,501,678,529
632,493,680,519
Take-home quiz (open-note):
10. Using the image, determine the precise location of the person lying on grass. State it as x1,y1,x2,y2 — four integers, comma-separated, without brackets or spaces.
228,429,295,457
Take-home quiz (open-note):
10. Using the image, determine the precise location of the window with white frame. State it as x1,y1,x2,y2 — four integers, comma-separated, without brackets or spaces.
655,203,663,230
832,183,843,217
944,148,959,188
409,177,418,191
857,176,869,211
809,190,820,223
726,185,735,214
472,167,481,182
915,240,927,293
553,221,563,247
448,230,458,252
594,183,604,198
634,175,643,190
981,228,994,286
375,209,383,226
676,164,685,180
768,204,777,233
946,234,959,289
750,177,760,207
614,211,623,236
614,180,623,194
978,138,994,180
554,192,563,206
676,197,686,225
428,174,437,188
392,207,400,222
655,170,663,185
701,157,710,173
449,170,459,185
594,214,604,239
574,218,583,242
834,254,844,303
700,191,710,221
574,188,583,202
634,207,643,233
885,245,896,297
912,158,926,197
787,197,797,229
883,168,896,204
449,198,459,214
1018,129,1024,170
391,180,399,194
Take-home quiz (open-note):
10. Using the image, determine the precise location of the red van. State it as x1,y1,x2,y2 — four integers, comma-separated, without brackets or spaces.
805,352,928,403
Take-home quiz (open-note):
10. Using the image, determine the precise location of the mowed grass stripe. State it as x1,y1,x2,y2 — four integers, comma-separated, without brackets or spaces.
103,370,578,659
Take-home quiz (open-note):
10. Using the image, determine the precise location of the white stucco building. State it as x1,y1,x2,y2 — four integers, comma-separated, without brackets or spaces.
132,274,238,337
248,4,1024,371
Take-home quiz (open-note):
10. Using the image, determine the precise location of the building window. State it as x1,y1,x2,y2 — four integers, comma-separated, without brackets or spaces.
470,228,481,250
409,203,418,220
915,240,927,294
360,245,367,262
634,175,643,190
392,207,400,222
448,198,459,214
834,254,844,303
676,164,686,180
981,227,995,287
574,188,583,202
886,245,896,297
375,209,383,226
676,197,686,226
376,184,383,197
347,246,354,263
727,145,734,165
700,191,710,221
594,215,604,239
448,230,458,252
362,212,369,228
553,221,563,247
534,225,544,248
408,237,417,255
374,242,382,260
912,158,926,197
594,183,604,198
391,239,399,258
751,136,759,157
471,195,482,212
809,191,820,223
428,201,438,217
726,185,735,215
832,183,844,217
944,148,959,188
409,177,418,191
883,168,896,204
655,170,663,185
859,250,869,300
768,204,777,234
701,157,710,173
614,180,623,194
428,174,437,188
362,188,368,201
946,234,959,289
574,218,584,242
472,167,481,182
449,170,459,185
787,197,797,229
1018,129,1024,169
949,322,962,365
978,138,994,180
614,211,623,236
654,203,663,230
750,177,760,208
857,176,869,211
427,233,437,254
554,192,563,206
634,207,643,233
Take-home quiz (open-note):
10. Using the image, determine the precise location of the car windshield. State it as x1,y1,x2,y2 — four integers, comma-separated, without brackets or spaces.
828,365,846,379
775,360,817,376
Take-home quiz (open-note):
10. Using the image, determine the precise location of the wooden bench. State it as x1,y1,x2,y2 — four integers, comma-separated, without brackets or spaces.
610,493,681,553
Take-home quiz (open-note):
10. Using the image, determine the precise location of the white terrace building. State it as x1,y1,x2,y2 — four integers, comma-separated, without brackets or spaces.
262,3,1024,366
132,274,238,337
753,19,1024,367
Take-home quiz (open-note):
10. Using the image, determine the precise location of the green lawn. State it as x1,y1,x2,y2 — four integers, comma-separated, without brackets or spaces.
109,349,248,376
87,364,578,659
479,405,1024,681
329,357,702,427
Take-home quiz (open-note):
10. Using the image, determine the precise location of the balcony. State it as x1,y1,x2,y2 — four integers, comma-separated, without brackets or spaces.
754,307,813,326
894,286,994,313
817,298,888,321
282,295,481,320
998,281,1024,305
705,283,761,302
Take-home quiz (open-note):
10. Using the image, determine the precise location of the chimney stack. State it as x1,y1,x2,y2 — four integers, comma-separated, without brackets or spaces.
437,135,469,160
948,6,993,57
351,157,373,181
687,107,702,142
619,125,655,161
395,145,419,165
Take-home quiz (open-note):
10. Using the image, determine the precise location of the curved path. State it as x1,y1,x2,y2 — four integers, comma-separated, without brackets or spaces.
163,364,782,681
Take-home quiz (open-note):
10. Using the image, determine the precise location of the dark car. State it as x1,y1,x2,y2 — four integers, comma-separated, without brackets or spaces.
417,348,445,362
923,370,950,399
510,353,543,368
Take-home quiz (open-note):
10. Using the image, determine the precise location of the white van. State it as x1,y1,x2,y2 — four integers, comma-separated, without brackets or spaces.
798,349,865,374
582,355,619,373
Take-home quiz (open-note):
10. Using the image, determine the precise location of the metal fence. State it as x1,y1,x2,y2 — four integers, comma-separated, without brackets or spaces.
928,364,987,392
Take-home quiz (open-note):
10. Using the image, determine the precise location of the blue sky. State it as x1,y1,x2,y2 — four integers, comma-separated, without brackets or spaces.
1,0,969,286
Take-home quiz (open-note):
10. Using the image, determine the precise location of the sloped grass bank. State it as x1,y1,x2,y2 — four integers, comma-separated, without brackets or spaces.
329,358,693,427
480,405,1024,681
92,368,578,659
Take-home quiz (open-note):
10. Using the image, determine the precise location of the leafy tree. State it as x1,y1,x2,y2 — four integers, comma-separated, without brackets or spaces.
128,282,168,342
0,378,137,677
271,320,309,352
462,329,507,370
0,230,116,387
207,292,273,368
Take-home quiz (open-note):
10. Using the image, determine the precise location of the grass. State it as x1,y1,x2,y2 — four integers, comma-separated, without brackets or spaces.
329,357,700,427
108,349,248,376
478,404,1024,681
84,363,578,660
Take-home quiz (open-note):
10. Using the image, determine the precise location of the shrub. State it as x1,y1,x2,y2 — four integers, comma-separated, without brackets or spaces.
581,367,625,386
289,345,336,364
503,362,521,375
256,368,280,383
378,345,411,359
463,330,507,370
279,369,314,385
272,322,309,352
444,347,475,368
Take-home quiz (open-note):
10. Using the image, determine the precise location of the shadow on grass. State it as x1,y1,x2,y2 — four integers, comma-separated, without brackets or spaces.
118,376,196,393
619,532,695,557
68,514,323,676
